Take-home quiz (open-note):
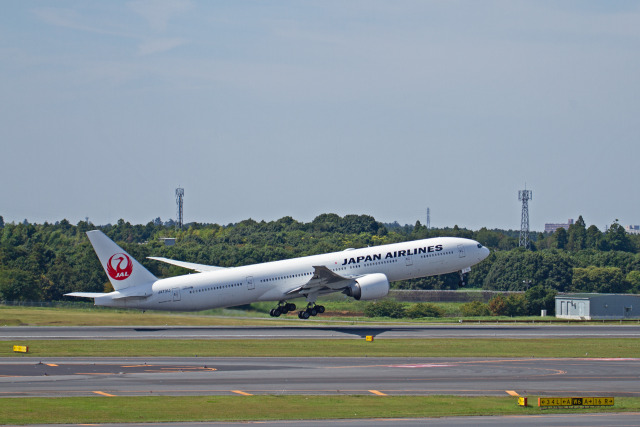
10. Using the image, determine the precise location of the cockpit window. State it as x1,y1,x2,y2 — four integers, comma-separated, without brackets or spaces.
477,244,483,248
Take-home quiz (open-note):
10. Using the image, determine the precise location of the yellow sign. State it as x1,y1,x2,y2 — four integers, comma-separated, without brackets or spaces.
13,345,28,353
365,336,374,342
518,397,528,406
538,397,614,407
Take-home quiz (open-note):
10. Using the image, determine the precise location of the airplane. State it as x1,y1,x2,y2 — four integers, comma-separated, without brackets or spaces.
66,230,490,319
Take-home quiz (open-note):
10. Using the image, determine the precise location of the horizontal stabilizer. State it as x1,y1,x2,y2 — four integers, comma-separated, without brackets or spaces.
65,292,111,298
148,257,227,272
66,286,151,300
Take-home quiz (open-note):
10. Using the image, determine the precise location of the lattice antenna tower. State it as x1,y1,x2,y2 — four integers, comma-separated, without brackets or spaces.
518,187,532,249
426,208,431,230
175,187,184,230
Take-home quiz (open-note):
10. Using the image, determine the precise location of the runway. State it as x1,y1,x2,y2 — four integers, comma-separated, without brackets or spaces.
15,414,640,427
1,356,639,398
2,324,640,340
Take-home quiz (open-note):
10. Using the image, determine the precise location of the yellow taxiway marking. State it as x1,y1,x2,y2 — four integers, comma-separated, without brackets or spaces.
92,391,116,397
231,390,253,396
45,363,58,367
77,373,116,375
369,390,388,396
506,390,521,397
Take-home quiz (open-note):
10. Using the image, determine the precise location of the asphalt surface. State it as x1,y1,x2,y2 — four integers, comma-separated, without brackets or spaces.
9,414,640,427
3,325,640,426
1,356,639,398
2,324,640,340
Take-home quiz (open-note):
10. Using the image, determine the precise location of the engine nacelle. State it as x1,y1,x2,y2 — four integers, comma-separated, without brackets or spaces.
345,273,390,301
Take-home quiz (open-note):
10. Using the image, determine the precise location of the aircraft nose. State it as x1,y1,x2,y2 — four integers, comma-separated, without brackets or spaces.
480,246,490,260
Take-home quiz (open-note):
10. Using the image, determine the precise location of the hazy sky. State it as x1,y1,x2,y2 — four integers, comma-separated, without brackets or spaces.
1,1,639,232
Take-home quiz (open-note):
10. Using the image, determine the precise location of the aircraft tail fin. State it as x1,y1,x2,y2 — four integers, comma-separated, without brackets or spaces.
86,230,157,291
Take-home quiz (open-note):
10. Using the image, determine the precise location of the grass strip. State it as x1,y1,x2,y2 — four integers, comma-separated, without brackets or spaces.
5,305,637,326
0,306,288,327
1,395,639,425
2,338,639,358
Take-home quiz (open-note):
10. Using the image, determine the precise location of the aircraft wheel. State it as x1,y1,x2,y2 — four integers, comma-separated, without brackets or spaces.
309,307,318,317
280,306,289,314
269,309,275,317
286,303,297,311
316,305,325,314
300,310,310,319
272,308,281,317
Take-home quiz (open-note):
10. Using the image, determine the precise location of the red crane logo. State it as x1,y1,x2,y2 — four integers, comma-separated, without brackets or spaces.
106,253,133,281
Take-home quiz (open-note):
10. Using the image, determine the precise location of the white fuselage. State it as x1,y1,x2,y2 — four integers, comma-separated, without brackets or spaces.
94,237,489,311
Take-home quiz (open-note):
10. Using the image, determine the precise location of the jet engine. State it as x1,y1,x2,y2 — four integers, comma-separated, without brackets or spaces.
345,273,390,301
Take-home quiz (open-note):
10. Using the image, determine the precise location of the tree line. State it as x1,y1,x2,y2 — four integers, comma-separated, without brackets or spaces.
1,214,639,303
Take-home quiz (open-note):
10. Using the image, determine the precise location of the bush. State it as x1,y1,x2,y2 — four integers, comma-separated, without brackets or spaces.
504,294,527,316
405,303,444,318
488,294,508,316
488,293,527,317
363,299,406,318
460,301,491,317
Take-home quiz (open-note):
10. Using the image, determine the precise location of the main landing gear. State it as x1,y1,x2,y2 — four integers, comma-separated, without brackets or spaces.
269,302,326,319
269,302,297,317
297,303,325,319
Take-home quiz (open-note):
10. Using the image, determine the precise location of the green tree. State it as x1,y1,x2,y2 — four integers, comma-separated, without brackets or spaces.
586,225,604,250
554,228,568,249
626,271,640,293
567,215,587,251
0,269,40,301
571,266,629,293
605,220,632,252
483,250,573,292
524,285,557,315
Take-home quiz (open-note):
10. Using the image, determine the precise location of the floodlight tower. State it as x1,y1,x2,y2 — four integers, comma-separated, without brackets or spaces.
518,187,532,249
175,187,184,230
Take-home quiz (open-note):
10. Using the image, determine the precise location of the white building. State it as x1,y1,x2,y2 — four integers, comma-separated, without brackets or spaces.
545,219,574,234
625,225,640,235
556,294,639,320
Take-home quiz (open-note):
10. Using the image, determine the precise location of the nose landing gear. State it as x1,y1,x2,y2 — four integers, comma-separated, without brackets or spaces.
458,266,472,287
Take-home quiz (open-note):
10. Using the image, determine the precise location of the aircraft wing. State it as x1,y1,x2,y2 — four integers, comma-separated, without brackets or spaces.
147,257,228,272
285,266,356,297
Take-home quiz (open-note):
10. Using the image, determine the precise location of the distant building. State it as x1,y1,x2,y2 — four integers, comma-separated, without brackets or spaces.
625,225,640,235
159,237,176,246
556,294,640,320
545,219,574,234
